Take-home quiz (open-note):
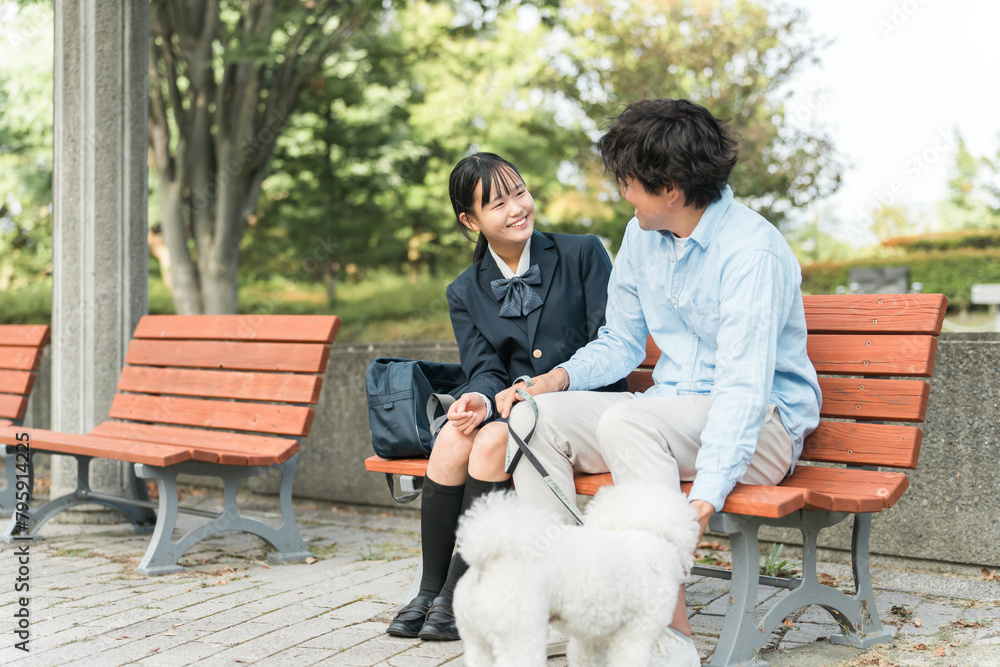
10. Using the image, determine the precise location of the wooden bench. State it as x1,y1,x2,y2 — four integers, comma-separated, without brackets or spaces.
0,325,51,515
0,314,340,575
365,293,948,667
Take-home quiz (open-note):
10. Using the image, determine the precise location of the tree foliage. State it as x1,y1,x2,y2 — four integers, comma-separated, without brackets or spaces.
939,132,1000,230
148,0,382,314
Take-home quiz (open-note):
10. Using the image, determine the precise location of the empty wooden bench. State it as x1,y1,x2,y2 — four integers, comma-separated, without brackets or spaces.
0,315,340,575
365,293,948,667
0,325,51,515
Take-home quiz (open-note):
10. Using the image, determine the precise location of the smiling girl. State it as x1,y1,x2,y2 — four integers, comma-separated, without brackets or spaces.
387,152,626,641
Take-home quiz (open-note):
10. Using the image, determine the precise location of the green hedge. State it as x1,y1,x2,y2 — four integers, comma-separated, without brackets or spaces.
801,249,1000,309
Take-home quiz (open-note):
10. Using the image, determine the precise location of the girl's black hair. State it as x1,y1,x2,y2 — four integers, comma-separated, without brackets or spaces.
597,98,739,209
449,152,526,262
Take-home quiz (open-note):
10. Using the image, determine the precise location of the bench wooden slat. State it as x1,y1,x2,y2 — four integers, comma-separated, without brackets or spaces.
802,294,947,335
0,346,44,371
134,315,342,344
818,377,929,422
807,335,937,377
0,370,35,396
125,340,331,373
574,472,808,518
366,455,430,477
90,422,300,466
782,466,910,511
0,394,28,421
625,375,931,422
801,422,921,469
0,325,51,347
117,367,323,404
0,427,191,466
108,394,315,436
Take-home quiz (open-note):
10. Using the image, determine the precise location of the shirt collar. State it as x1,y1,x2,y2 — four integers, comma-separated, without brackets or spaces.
687,185,734,250
488,237,532,279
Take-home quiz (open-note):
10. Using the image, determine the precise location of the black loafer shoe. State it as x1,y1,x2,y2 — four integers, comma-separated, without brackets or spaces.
387,594,435,638
418,595,460,641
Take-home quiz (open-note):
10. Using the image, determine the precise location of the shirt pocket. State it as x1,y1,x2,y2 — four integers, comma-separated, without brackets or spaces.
688,303,721,348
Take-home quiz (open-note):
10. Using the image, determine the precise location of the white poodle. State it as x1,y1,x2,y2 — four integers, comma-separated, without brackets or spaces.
453,482,701,667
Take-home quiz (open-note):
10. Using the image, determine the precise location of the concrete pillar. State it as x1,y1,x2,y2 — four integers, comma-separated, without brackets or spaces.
50,0,152,523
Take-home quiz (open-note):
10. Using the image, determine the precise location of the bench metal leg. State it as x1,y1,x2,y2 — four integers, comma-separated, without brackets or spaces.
705,510,893,667
0,449,17,517
706,514,770,667
3,453,156,541
133,454,310,575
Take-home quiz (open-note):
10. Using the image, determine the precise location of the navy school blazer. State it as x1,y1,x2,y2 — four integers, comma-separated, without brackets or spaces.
446,231,629,417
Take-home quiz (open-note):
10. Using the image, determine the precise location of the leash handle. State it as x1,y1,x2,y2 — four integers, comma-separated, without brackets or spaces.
506,376,585,525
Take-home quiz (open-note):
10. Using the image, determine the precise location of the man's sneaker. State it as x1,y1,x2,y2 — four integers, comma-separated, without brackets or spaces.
651,627,701,666
546,626,568,657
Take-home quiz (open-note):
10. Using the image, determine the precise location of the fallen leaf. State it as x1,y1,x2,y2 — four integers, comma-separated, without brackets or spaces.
952,620,983,629
164,633,176,637
304,556,318,564
915,643,927,650
935,646,945,656
782,619,796,629
913,617,922,627
151,647,159,652
981,568,997,581
213,579,228,586
115,635,130,640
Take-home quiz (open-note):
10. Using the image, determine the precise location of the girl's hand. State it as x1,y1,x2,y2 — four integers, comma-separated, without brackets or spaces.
447,393,488,435
495,368,568,418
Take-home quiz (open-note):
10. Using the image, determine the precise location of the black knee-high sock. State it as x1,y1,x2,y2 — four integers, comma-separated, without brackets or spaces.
438,475,513,600
417,476,466,599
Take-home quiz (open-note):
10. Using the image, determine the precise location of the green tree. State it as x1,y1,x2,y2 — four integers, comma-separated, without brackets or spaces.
0,2,54,292
539,0,843,247
252,0,582,294
939,132,1000,230
148,0,383,314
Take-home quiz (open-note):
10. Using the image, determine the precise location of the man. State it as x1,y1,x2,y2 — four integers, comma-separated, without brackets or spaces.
495,98,822,666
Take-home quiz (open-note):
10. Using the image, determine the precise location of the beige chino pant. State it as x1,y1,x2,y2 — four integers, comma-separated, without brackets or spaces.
507,392,794,522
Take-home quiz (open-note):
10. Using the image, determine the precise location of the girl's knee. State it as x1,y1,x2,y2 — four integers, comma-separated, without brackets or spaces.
473,422,508,459
428,423,474,470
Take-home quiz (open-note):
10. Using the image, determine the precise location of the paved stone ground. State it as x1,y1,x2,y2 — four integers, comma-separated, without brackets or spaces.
1,488,998,666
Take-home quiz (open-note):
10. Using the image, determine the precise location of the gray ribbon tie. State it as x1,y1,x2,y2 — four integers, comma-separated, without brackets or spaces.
491,264,543,318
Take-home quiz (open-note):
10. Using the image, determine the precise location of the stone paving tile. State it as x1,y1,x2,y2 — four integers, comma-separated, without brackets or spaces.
300,621,389,650
906,600,966,637
322,636,412,665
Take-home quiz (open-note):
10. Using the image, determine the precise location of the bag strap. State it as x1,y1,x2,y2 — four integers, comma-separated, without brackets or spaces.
427,392,456,439
505,376,585,525
384,473,422,504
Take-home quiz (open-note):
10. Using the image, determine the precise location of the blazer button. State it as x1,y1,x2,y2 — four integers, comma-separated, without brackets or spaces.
532,349,542,359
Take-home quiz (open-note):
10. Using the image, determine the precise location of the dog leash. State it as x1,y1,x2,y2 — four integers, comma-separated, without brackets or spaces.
505,375,585,526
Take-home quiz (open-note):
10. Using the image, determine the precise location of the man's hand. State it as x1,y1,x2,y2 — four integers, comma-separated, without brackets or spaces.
495,368,567,418
447,393,488,435
690,499,715,543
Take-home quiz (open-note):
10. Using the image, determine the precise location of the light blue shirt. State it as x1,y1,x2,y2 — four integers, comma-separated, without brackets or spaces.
560,187,822,511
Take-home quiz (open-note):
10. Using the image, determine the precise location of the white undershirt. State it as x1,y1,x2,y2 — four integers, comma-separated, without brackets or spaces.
488,237,532,278
673,234,689,260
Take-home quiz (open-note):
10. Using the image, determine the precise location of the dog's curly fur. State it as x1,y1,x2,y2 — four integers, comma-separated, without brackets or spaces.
453,482,701,667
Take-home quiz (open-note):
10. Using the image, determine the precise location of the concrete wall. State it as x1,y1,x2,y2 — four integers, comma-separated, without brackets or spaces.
19,334,1000,568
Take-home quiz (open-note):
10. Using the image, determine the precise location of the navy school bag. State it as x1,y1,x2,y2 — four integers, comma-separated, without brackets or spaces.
365,357,469,459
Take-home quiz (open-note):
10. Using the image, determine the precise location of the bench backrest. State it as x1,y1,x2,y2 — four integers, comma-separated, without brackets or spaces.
106,315,341,439
0,325,51,425
628,294,948,470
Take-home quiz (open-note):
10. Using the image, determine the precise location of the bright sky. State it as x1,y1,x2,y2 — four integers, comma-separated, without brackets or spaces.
782,0,1000,241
